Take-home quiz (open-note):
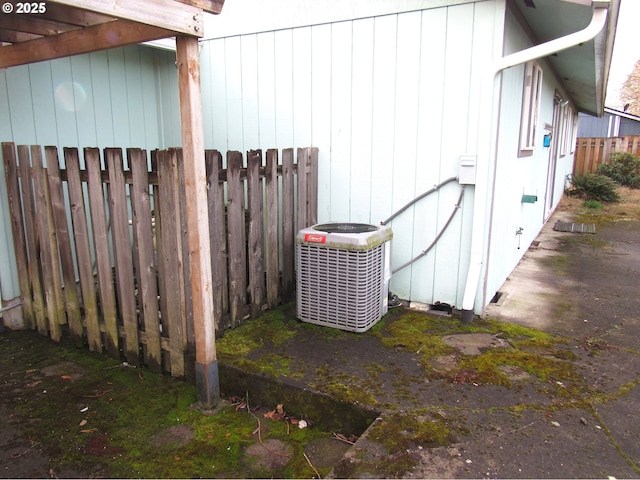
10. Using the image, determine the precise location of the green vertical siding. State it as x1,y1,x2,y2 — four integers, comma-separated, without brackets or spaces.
0,45,178,304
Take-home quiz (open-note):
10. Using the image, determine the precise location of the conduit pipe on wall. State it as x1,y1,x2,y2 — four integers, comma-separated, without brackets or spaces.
460,4,609,324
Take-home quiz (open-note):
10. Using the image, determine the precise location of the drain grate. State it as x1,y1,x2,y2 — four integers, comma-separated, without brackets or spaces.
553,221,596,234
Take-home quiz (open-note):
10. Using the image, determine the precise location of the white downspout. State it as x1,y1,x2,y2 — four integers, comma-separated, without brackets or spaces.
461,4,609,323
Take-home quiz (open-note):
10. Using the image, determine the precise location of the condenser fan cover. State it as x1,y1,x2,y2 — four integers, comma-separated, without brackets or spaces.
312,223,379,234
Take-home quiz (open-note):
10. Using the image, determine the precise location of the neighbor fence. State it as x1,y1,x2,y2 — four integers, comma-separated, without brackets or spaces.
573,135,640,176
2,143,318,378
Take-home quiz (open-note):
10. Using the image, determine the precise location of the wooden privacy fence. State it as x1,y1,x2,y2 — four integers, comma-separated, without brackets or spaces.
573,135,640,176
2,143,318,378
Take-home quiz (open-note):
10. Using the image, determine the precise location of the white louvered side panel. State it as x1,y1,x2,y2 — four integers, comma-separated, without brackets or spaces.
296,243,387,332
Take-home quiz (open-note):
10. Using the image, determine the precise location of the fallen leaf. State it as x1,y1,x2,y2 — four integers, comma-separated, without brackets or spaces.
80,428,98,433
79,419,88,427
61,375,72,380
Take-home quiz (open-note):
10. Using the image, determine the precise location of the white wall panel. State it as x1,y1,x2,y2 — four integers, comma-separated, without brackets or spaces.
369,15,397,224
409,7,447,302
292,28,313,149
349,18,375,223
198,2,505,307
256,32,278,149
329,22,353,221
310,24,332,222
241,34,261,150
274,31,295,150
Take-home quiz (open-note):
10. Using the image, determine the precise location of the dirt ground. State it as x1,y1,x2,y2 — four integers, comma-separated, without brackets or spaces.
1,188,639,478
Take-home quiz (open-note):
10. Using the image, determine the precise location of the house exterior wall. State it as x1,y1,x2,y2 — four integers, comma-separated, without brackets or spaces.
0,45,179,305
199,0,504,308
482,5,578,307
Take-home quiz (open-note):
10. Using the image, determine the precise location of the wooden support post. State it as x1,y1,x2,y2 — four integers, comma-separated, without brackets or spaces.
176,35,219,406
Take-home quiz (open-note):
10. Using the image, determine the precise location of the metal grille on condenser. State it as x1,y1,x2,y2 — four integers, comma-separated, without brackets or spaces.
553,221,596,234
296,244,385,332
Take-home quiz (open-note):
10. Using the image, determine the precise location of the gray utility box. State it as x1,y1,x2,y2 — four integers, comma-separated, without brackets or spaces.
296,223,393,332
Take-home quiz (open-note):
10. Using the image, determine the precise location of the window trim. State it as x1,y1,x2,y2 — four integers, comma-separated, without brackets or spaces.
518,61,543,155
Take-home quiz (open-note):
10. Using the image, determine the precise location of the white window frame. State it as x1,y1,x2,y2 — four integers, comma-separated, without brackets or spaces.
560,104,570,156
570,110,578,154
519,61,543,155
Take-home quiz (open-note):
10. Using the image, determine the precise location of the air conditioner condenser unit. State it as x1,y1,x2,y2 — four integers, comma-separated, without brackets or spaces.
295,223,393,332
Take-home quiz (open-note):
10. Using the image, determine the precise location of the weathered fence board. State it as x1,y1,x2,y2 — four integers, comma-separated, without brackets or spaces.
106,148,140,366
65,147,102,352
574,135,640,176
1,142,318,378
205,150,227,331
85,147,119,357
265,149,279,309
247,150,265,319
129,148,162,373
2,143,34,329
281,148,295,301
156,148,187,377
31,146,63,342
17,145,47,335
45,147,83,345
226,150,247,328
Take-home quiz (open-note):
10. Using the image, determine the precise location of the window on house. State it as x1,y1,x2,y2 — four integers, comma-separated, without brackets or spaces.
570,110,578,154
519,61,543,154
560,104,570,156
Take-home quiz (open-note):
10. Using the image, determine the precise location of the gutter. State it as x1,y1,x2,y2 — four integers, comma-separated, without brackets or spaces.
460,3,609,323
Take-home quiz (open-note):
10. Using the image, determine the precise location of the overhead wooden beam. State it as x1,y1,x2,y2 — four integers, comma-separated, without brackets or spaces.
0,30,41,43
175,34,219,407
48,0,204,36
38,3,116,28
0,16,81,36
176,0,225,15
0,19,173,68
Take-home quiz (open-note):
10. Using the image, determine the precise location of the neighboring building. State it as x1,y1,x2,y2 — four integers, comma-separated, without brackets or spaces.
0,0,620,322
577,107,640,138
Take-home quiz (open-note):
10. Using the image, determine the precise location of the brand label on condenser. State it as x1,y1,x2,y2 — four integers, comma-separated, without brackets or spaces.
304,233,326,243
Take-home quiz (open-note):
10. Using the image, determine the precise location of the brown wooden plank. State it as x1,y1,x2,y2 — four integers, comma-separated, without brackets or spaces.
1,143,34,329
0,19,176,69
105,148,139,366
45,146,83,344
128,148,162,373
84,148,118,357
296,148,309,232
150,150,171,373
17,145,47,335
281,148,295,302
205,149,228,332
30,146,63,341
176,35,217,403
46,0,204,35
264,149,279,309
64,148,102,352
247,149,265,318
156,149,185,377
176,150,194,362
226,151,247,327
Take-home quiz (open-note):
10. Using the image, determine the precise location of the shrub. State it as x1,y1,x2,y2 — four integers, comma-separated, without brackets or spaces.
596,152,640,188
567,174,620,202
